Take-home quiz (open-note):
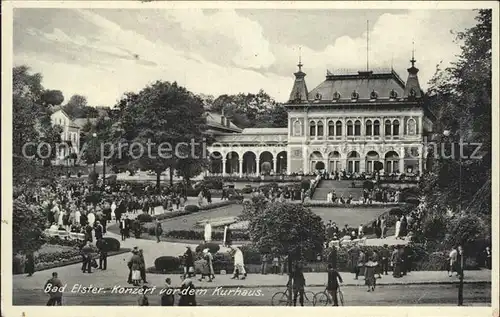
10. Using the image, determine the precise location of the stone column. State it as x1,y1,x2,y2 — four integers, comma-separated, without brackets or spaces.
381,116,385,138
273,158,278,174
303,147,309,174
222,159,227,176
286,151,291,175
256,158,260,175
238,158,243,178
399,147,405,173
418,146,424,175
418,116,423,135
400,116,405,136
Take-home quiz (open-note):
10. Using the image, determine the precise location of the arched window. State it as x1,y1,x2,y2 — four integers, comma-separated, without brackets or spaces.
328,120,335,136
407,118,416,135
336,121,342,136
347,120,354,136
293,120,302,136
317,121,324,136
385,120,392,136
354,120,361,136
373,120,380,136
309,121,316,136
366,120,373,136
393,120,400,136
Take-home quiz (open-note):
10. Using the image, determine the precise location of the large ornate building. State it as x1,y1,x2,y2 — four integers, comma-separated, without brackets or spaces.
207,56,435,177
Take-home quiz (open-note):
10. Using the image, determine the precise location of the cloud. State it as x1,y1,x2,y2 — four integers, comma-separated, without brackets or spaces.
164,9,275,69
13,9,477,107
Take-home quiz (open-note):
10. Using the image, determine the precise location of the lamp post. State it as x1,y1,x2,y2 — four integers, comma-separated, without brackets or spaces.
443,129,464,306
92,133,97,189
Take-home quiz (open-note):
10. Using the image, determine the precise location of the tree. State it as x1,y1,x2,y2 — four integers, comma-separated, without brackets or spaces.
13,199,47,256
112,81,207,189
63,94,99,118
41,90,64,107
12,66,44,157
419,9,491,247
240,197,325,301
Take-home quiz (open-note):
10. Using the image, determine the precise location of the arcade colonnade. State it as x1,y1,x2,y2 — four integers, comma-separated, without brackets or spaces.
207,145,424,176
207,147,288,177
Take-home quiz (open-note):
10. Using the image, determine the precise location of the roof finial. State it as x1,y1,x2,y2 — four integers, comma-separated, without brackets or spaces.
410,40,416,67
297,46,303,72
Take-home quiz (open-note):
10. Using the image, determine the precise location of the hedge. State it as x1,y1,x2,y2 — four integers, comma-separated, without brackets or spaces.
185,205,200,213
154,256,182,273
163,229,250,241
137,213,153,223
102,237,121,252
195,243,220,254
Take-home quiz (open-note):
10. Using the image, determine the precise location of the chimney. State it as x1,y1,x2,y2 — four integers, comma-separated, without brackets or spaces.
225,117,231,127
221,115,225,125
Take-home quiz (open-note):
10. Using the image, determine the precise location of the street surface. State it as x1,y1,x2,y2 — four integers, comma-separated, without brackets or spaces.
13,284,491,306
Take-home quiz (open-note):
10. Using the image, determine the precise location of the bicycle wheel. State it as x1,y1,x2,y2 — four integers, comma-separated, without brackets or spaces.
338,290,344,306
271,292,289,306
303,291,315,306
313,291,329,306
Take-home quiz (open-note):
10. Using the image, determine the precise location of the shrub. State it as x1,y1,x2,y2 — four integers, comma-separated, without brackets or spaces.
142,222,157,235
13,255,25,274
195,243,220,254
414,252,448,271
163,230,250,241
137,213,153,223
241,187,253,194
239,245,262,265
88,171,99,184
300,179,311,191
363,180,374,190
154,256,182,273
185,205,200,213
102,237,121,252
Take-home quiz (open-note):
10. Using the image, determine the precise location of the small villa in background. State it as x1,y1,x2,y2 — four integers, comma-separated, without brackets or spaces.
50,107,81,165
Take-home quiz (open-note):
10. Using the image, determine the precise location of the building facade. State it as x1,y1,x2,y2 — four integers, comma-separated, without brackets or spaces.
50,109,81,165
207,57,434,177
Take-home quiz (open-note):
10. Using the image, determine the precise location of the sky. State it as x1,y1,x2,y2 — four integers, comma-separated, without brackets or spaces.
13,8,478,107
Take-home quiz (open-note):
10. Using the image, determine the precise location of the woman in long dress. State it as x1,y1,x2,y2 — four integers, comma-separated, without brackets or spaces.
364,254,378,292
394,219,401,239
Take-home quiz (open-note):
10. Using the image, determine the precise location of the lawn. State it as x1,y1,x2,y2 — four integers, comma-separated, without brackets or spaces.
159,204,389,232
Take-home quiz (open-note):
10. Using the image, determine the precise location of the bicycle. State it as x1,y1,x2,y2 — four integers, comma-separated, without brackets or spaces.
312,286,344,306
271,287,315,306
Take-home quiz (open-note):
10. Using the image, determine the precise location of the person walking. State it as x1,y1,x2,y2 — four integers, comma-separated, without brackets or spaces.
161,278,175,306
81,241,93,274
355,250,366,280
183,247,195,278
364,253,378,292
128,249,142,286
137,286,150,306
26,252,35,277
391,246,402,278
178,276,197,306
448,246,458,277
155,219,163,243
231,246,247,280
96,237,108,270
260,253,269,275
291,263,306,307
139,249,148,284
44,272,63,306
380,244,390,275
326,264,343,306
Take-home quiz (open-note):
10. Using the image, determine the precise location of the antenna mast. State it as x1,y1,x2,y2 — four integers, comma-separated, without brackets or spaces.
366,20,369,71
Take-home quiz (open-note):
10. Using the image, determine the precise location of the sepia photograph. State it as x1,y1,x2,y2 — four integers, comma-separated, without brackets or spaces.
2,1,498,313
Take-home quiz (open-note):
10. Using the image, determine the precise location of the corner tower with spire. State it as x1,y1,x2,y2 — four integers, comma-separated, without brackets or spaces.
403,44,423,99
288,50,309,103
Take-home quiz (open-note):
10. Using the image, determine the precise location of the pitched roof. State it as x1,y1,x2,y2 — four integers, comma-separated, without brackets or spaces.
308,69,406,101
205,112,242,133
241,128,288,135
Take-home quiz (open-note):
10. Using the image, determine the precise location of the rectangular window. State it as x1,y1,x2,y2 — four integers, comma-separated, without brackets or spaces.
348,161,353,173
354,161,360,173
374,125,380,136
347,125,353,136
310,126,316,136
